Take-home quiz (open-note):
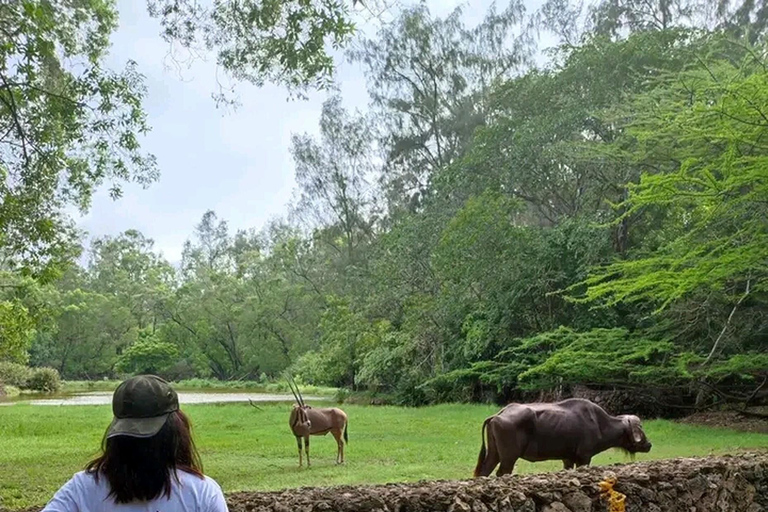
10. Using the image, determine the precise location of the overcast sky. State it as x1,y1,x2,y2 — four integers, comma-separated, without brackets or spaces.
77,0,541,263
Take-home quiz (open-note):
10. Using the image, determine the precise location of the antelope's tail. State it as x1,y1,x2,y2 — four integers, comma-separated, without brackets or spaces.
473,417,492,478
343,421,348,444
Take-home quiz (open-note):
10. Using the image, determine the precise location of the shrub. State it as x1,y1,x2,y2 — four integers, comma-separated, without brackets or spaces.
2,384,21,397
115,336,179,375
0,361,33,387
334,387,350,404
26,367,61,393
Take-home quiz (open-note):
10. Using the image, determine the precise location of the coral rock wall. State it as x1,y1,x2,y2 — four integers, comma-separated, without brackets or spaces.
226,453,768,512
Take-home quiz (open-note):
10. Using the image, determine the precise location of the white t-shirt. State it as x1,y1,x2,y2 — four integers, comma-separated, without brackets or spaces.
41,470,229,512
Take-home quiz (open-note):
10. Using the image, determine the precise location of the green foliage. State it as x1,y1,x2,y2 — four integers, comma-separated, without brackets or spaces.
0,0,157,279
0,300,35,363
510,327,681,390
571,44,768,312
147,0,362,98
0,361,33,388
696,353,768,382
115,331,179,376
4,1,767,412
1,384,20,397
294,297,388,388
26,367,61,393
0,362,60,392
350,2,530,207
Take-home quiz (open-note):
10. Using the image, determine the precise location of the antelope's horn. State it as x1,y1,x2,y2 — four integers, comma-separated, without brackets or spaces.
285,373,302,406
248,398,263,411
291,374,306,408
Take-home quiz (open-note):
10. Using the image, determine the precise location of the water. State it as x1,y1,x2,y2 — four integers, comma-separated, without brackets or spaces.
0,391,324,406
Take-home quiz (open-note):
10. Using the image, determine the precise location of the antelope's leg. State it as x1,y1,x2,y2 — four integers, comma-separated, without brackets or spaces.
296,436,303,467
331,428,343,464
304,436,311,467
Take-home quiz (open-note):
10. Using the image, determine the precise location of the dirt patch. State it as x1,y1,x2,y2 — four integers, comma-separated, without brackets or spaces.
225,453,768,512
679,410,768,434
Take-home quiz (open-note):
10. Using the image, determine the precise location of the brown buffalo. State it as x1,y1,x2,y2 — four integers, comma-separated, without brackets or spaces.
474,398,652,477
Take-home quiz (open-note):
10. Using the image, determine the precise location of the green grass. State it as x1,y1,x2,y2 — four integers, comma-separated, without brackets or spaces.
1,403,766,510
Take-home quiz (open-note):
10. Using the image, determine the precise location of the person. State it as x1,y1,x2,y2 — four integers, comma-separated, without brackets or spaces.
42,375,229,512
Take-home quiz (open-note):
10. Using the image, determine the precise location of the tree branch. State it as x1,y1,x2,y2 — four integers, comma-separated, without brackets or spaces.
703,279,751,365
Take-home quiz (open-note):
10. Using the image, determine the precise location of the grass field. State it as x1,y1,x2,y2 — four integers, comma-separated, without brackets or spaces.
1,402,767,510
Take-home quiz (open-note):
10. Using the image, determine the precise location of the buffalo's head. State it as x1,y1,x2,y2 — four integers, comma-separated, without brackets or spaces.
620,414,652,453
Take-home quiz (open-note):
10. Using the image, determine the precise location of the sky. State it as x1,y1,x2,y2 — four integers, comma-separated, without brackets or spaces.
77,0,539,264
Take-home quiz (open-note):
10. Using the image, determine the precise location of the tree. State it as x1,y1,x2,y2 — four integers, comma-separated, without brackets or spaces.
88,230,176,331
116,329,179,375
572,40,768,314
536,0,768,46
445,29,701,227
0,0,158,280
567,38,768,396
0,299,35,363
290,95,378,294
33,288,135,378
146,0,377,99
349,2,531,210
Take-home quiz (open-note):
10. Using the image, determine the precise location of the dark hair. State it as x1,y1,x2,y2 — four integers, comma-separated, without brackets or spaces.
86,410,204,503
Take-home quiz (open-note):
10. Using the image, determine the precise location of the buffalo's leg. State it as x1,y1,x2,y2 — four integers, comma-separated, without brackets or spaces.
496,459,516,476
563,460,575,470
477,430,501,477
494,427,525,477
296,436,303,467
574,456,591,467
304,436,311,467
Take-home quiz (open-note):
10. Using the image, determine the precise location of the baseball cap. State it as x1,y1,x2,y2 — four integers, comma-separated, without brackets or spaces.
106,375,180,439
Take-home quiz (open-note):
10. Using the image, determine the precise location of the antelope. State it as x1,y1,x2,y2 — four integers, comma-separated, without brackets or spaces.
285,376,348,467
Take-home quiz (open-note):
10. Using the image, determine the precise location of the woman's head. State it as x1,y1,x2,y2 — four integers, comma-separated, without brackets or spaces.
86,375,203,503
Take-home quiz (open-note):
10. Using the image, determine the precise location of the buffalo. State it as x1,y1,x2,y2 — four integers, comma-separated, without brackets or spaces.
474,398,652,477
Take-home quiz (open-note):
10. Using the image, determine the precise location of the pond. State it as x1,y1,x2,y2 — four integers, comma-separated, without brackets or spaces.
0,391,325,406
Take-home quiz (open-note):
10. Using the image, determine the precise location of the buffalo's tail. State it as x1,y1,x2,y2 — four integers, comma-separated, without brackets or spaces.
473,417,492,478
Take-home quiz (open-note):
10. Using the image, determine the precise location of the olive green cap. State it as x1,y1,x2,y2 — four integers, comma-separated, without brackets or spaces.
106,375,179,439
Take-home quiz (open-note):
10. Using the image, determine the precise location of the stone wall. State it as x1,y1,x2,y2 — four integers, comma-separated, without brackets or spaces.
226,452,768,512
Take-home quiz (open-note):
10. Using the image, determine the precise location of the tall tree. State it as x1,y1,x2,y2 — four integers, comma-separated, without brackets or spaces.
349,2,532,210
0,0,158,280
88,230,175,331
290,95,378,293
566,37,768,400
146,0,378,99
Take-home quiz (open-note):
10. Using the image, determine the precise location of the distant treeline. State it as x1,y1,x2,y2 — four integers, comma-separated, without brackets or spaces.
1,0,766,414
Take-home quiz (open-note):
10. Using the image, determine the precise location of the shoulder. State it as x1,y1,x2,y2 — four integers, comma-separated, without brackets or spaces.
178,470,222,489
178,470,225,499
178,472,228,511
67,470,102,491
41,471,106,512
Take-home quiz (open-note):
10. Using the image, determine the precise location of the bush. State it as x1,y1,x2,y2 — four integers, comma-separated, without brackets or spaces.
26,367,61,393
115,336,179,375
2,384,21,397
334,387,350,404
0,361,33,387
